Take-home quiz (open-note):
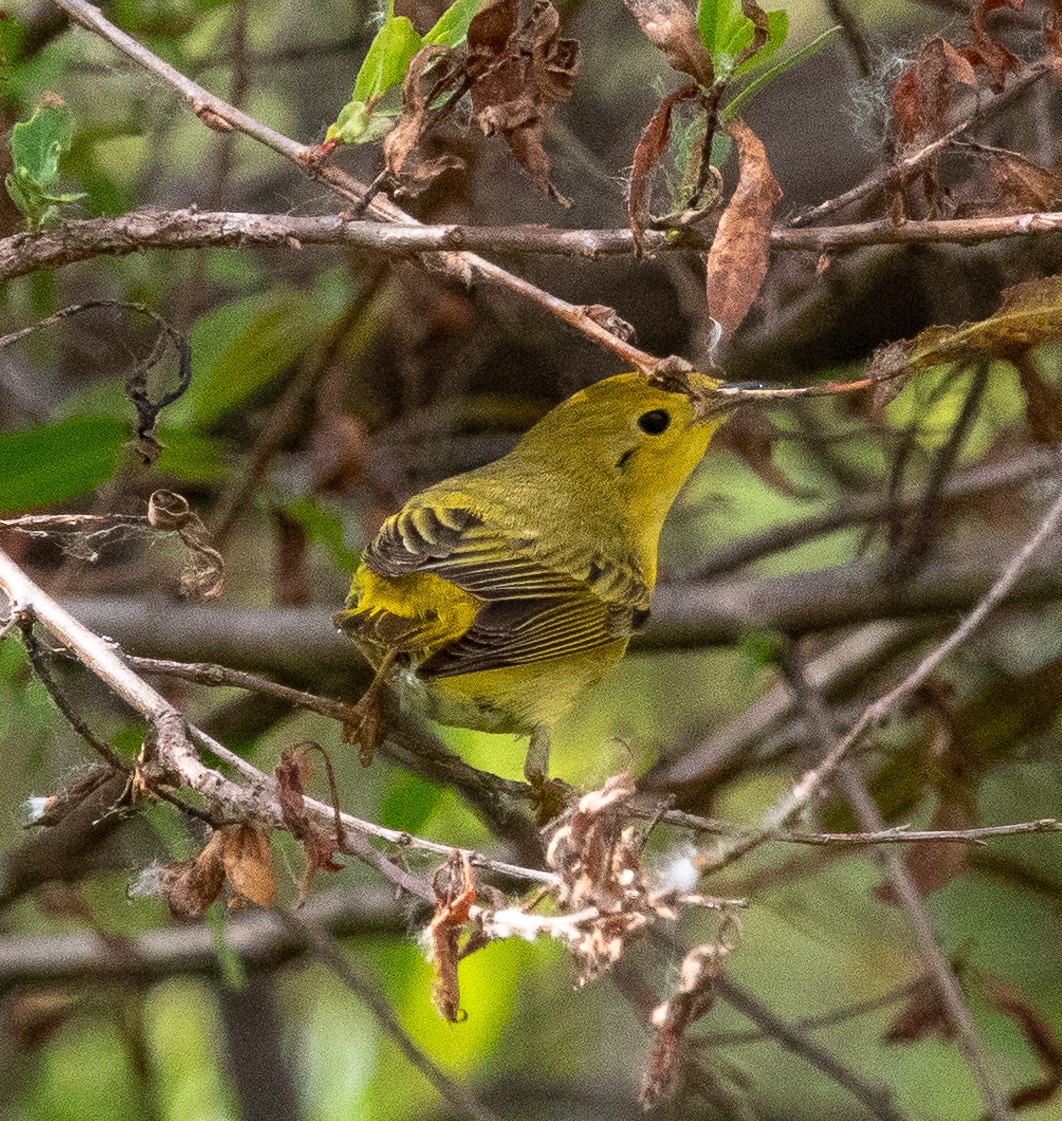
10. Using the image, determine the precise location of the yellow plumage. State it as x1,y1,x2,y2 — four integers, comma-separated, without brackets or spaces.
335,371,730,780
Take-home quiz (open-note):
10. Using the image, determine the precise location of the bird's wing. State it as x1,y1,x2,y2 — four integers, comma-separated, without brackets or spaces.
362,502,650,675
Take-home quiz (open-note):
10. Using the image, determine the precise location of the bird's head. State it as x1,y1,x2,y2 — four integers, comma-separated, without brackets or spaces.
514,370,746,571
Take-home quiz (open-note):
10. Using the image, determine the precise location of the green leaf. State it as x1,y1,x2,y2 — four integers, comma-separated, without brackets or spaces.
723,24,840,119
732,9,788,75
0,417,127,515
352,16,423,104
424,0,484,47
9,104,72,191
178,276,351,428
5,103,81,228
325,99,397,145
697,0,736,54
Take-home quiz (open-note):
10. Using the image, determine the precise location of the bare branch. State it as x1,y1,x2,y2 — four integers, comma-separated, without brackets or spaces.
700,481,1062,872
10,207,1062,284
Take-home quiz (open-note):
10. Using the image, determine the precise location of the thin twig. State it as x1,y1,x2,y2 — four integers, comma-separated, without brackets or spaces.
0,546,555,894
824,0,873,78
714,974,909,1121
782,641,1014,1121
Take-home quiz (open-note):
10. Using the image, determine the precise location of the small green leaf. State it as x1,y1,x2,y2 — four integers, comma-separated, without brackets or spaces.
352,16,423,104
9,104,72,190
5,102,82,228
325,100,397,145
723,24,840,119
424,0,484,47
696,0,743,56
0,417,127,515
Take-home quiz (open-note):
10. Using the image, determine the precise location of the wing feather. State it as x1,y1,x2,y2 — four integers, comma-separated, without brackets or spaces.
361,502,649,676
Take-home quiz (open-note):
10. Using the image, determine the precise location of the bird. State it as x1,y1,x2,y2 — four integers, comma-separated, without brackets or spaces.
335,369,739,790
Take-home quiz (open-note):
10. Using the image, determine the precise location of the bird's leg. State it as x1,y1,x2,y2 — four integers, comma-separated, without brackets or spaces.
525,726,570,823
343,649,398,766
524,724,551,785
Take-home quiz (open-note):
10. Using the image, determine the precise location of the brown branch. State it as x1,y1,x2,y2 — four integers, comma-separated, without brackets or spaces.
790,60,1054,228
58,530,1062,668
48,0,660,372
10,207,1062,284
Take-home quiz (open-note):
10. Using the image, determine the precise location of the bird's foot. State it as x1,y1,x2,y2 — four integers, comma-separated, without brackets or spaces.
527,772,573,825
342,691,386,766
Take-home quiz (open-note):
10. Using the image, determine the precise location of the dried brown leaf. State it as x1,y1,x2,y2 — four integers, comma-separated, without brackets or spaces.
884,976,957,1044
641,943,724,1108
467,0,579,203
383,45,465,198
221,822,277,908
890,38,976,146
706,120,782,341
956,147,1062,218
986,976,1062,1109
961,0,1022,91
276,744,344,905
866,274,1062,383
161,831,226,920
623,0,714,86
147,490,224,599
428,853,477,1022
732,0,769,71
627,83,699,253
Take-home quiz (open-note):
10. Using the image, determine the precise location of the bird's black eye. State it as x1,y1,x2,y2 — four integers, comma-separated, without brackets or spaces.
637,409,670,435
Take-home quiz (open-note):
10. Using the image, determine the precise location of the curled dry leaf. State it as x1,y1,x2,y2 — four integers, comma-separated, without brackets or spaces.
986,975,1062,1110
890,38,976,147
428,852,478,1022
161,830,227,920
383,46,466,198
732,0,770,71
26,767,118,828
627,83,699,254
955,146,1062,219
221,822,277,908
706,120,782,342
640,942,728,1108
960,0,1022,91
147,490,224,599
623,0,714,86
466,0,580,204
866,274,1062,384
275,744,344,906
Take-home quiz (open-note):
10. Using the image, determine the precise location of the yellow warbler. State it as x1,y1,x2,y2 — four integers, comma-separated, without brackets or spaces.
336,371,734,783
